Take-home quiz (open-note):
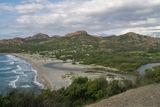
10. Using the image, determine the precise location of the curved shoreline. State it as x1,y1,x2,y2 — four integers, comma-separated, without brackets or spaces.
12,53,53,89
0,54,44,91
12,53,80,90
12,53,138,90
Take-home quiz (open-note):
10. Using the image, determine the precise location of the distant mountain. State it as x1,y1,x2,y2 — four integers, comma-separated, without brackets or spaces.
120,32,158,43
65,30,89,38
101,32,160,51
24,33,50,42
1,31,159,73
0,33,50,45
0,31,160,52
0,37,24,45
61,30,101,46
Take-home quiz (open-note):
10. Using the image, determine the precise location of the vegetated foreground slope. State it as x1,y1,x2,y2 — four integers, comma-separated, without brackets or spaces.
0,31,160,72
87,83,160,107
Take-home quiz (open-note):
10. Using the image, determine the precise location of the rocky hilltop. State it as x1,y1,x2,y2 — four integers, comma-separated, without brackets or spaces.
100,32,160,51
65,30,89,38
24,33,49,41
0,33,50,44
120,32,158,44
0,31,159,52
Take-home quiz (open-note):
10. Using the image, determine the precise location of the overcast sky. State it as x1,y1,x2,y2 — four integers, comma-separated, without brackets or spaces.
0,0,160,39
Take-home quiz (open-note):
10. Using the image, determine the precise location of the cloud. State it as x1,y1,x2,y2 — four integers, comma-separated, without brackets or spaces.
1,0,160,38
0,4,14,11
15,3,44,13
25,0,48,3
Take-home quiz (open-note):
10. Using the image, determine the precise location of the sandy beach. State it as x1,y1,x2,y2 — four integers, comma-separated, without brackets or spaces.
12,53,136,90
12,53,88,90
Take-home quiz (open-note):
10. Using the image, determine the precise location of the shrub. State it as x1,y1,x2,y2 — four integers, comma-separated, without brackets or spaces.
0,77,133,107
144,66,160,83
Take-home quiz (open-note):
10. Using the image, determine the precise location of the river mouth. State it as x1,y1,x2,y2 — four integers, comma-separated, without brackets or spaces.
137,63,160,75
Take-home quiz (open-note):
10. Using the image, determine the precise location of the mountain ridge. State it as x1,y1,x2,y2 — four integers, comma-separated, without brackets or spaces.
24,33,50,42
0,31,159,42
0,31,160,52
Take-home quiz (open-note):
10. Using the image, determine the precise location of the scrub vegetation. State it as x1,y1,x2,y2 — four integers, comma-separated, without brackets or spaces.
0,77,133,107
0,32,160,73
0,31,160,106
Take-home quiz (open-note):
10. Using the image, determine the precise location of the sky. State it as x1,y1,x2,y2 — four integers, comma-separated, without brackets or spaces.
0,0,160,39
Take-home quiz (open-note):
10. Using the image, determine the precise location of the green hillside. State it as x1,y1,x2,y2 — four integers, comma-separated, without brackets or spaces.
0,31,160,72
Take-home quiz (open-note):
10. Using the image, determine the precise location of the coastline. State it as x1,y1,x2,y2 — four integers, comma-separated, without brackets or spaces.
12,53,53,89
12,53,86,90
10,53,136,90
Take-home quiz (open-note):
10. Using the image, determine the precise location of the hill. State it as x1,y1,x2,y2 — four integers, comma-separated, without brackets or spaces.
24,33,50,42
87,83,160,107
65,30,89,37
101,32,160,52
0,37,24,45
0,33,50,45
0,31,159,52
0,31,160,72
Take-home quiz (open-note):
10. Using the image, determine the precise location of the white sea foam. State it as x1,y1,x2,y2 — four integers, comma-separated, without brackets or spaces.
9,76,20,88
32,69,44,89
0,55,15,66
15,65,24,75
21,85,31,88
5,55,17,65
15,69,28,77
3,54,44,90
6,55,18,61
11,70,17,74
9,61,15,65
20,72,27,77
16,65,22,71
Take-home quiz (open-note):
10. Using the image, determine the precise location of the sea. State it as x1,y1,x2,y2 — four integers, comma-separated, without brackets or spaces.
0,54,44,94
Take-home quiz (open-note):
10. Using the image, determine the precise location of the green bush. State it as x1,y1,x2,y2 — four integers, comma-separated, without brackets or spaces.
0,77,133,107
145,66,160,83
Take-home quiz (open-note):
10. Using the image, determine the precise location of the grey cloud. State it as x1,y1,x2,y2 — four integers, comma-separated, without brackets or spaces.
1,0,160,38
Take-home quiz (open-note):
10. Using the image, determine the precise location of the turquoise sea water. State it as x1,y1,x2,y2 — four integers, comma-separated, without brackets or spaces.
0,54,43,94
